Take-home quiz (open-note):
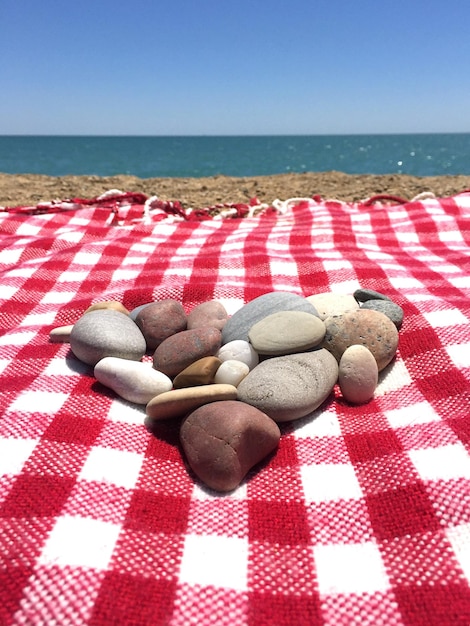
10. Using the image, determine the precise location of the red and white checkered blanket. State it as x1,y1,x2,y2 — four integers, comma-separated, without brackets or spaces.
1,191,470,625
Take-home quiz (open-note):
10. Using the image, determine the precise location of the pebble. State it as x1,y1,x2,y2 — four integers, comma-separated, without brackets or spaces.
153,327,222,377
237,349,339,422
217,339,259,370
70,309,147,366
173,356,222,389
248,310,326,355
84,301,130,315
221,291,319,344
146,383,238,421
353,288,393,303
94,357,173,404
359,299,404,330
49,324,74,343
323,309,399,371
129,303,151,321
187,300,228,331
306,293,359,320
135,299,187,350
214,360,250,387
338,345,378,404
180,400,281,492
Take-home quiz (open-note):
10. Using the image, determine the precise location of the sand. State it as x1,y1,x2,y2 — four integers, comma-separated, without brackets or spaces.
1,171,470,209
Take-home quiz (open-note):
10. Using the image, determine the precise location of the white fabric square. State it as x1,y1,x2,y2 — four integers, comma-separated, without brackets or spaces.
385,402,440,428
295,410,342,438
107,399,146,425
44,357,88,377
20,312,56,327
39,515,120,569
41,290,76,304
111,268,140,281
0,285,19,300
423,309,468,327
409,444,470,481
375,359,413,396
446,343,470,368
57,270,90,283
0,358,10,375
447,523,470,583
73,252,103,266
79,446,144,489
301,463,363,503
179,534,248,591
192,482,247,501
0,331,36,346
314,541,390,595
0,437,37,475
0,249,23,265
9,390,69,413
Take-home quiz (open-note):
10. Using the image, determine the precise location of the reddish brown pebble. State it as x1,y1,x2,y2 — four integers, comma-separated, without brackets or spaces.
187,300,229,331
84,301,129,315
173,356,222,388
153,327,222,377
180,400,281,491
135,300,187,350
323,309,398,371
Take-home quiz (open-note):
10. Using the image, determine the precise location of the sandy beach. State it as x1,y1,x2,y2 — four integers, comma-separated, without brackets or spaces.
1,171,470,209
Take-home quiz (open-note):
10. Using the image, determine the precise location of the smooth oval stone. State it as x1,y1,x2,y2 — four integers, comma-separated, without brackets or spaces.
248,310,326,355
359,299,404,330
84,301,130,315
353,288,393,303
214,360,250,387
180,400,281,492
70,309,146,366
323,309,399,371
94,357,173,404
306,293,359,320
146,384,238,421
338,345,378,405
217,340,259,370
49,324,74,343
173,356,222,389
187,301,228,331
153,327,222,377
135,299,187,350
221,291,319,344
237,349,338,422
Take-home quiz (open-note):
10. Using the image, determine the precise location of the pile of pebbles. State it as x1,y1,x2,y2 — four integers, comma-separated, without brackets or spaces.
50,289,403,492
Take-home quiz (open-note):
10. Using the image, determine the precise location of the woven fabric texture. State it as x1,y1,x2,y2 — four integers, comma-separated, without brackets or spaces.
1,193,470,625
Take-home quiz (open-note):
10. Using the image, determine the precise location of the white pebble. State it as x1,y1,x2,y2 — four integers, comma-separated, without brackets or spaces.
214,359,250,387
217,340,259,370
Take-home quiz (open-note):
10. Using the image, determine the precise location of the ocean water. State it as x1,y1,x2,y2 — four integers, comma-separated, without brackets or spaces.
0,134,469,178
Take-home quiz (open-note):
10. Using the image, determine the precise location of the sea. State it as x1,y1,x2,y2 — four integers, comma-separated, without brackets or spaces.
0,134,469,178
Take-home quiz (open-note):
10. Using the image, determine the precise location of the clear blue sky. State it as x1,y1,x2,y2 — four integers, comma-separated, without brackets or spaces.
1,0,469,135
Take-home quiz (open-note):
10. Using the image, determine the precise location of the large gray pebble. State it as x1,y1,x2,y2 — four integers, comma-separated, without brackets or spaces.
70,309,146,366
359,299,404,329
222,291,319,344
94,357,173,404
237,349,338,422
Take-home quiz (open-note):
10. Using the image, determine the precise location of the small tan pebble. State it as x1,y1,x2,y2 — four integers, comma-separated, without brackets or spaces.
187,300,229,331
306,293,359,320
180,400,281,492
146,383,238,421
214,359,250,387
173,356,222,389
84,301,130,315
49,324,74,343
338,345,378,404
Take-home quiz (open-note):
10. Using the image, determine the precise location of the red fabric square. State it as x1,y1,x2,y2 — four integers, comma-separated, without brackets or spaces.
125,491,191,534
393,583,470,626
0,474,75,518
249,500,311,545
247,591,322,626
344,429,404,463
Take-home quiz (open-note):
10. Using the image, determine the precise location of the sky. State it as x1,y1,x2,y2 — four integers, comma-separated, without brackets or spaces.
1,0,470,135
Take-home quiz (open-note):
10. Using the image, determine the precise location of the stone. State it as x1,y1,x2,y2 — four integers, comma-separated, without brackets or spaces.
94,357,173,404
306,293,359,320
129,303,152,321
359,299,404,329
187,300,228,331
353,288,393,303
217,340,259,370
49,324,74,343
173,356,222,388
84,301,130,315
248,310,326,355
180,400,281,492
70,309,146,366
322,309,399,371
153,327,222,378
146,383,238,421
221,291,319,344
214,360,250,387
338,345,378,404
135,299,187,350
237,349,338,422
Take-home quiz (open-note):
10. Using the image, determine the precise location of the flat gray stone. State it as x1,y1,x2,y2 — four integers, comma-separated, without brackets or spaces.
237,349,338,422
222,291,319,344
248,310,326,355
353,288,393,303
359,299,404,329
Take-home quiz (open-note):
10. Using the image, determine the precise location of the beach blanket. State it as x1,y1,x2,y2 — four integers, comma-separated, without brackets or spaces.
1,191,470,626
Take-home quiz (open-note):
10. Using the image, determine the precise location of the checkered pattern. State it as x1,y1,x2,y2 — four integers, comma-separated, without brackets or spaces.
1,192,470,625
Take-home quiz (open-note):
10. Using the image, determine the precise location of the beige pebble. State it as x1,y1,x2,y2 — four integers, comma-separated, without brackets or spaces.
49,324,74,343
248,310,325,355
146,383,238,421
306,293,359,320
214,360,250,387
338,345,378,404
84,301,130,315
